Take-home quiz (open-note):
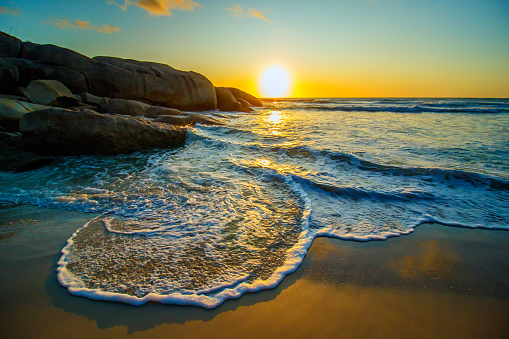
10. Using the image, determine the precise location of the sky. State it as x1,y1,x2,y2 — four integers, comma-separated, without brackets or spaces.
1,0,508,98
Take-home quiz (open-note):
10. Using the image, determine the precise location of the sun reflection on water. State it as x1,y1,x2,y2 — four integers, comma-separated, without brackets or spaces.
266,110,282,124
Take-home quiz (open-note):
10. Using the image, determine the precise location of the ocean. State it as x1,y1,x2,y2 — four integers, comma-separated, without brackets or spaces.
1,98,508,308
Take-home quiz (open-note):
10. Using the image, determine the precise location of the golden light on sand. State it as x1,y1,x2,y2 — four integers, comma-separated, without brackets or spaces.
259,66,291,98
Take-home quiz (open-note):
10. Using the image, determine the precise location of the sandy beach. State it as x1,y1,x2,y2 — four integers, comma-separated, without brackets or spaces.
1,204,508,338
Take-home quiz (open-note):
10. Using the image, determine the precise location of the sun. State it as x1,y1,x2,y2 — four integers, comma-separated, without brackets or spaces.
259,65,291,98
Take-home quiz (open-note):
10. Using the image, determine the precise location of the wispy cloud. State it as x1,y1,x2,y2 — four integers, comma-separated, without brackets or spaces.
107,0,202,16
45,18,121,34
0,6,22,16
223,5,268,21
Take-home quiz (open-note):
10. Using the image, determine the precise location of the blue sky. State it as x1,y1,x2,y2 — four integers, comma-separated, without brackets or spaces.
1,0,508,97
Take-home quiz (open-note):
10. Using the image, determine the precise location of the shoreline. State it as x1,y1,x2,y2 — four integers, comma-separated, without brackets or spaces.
1,204,508,338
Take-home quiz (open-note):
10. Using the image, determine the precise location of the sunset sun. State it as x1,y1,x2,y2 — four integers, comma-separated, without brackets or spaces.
259,65,291,98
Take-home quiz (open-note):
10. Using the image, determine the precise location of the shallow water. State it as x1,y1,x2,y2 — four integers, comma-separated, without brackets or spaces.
1,98,508,308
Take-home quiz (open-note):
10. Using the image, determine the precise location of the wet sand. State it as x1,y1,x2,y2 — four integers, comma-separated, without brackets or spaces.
1,204,508,338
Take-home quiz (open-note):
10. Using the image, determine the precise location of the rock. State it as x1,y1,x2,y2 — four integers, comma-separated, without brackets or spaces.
73,94,82,104
0,98,51,132
0,94,29,101
78,92,103,106
99,97,151,116
0,144,53,172
0,58,19,93
20,108,187,155
24,79,78,107
154,115,193,126
216,87,241,112
4,57,88,93
227,87,263,107
155,113,222,126
0,32,21,58
145,106,183,118
237,98,255,112
95,57,217,111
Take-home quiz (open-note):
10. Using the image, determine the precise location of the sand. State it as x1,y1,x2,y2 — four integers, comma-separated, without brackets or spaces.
1,204,508,338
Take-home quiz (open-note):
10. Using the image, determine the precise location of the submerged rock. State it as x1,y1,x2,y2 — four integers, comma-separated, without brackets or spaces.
20,108,187,156
24,79,78,107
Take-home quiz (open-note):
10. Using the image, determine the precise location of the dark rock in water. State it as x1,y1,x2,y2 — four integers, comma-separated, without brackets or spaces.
4,57,88,93
0,144,53,172
0,58,19,94
155,113,223,126
237,98,255,112
145,106,183,118
216,87,241,112
227,87,263,107
0,98,51,132
99,97,151,116
0,32,21,58
20,108,187,155
24,80,78,107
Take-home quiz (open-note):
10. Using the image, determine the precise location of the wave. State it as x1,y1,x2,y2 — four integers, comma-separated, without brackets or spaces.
291,104,508,114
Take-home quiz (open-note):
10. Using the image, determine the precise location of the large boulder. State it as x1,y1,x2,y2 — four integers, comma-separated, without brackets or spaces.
227,87,263,107
0,98,51,132
20,108,187,155
0,58,19,93
99,97,151,116
24,80,78,107
4,57,88,93
215,87,241,112
0,32,21,58
95,57,217,111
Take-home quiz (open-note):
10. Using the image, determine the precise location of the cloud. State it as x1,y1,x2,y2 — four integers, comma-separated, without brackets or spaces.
107,0,202,16
0,6,22,16
223,5,268,21
45,18,120,34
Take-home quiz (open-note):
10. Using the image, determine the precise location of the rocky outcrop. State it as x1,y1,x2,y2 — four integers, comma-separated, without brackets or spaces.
0,31,261,113
20,108,187,156
0,59,19,94
0,32,21,58
94,57,217,111
24,80,78,107
0,98,51,132
3,57,88,93
99,97,151,116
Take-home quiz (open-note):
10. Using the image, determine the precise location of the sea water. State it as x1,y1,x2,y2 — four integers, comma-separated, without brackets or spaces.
1,98,508,308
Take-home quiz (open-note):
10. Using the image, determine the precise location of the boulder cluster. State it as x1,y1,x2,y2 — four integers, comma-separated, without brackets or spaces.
0,31,263,171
